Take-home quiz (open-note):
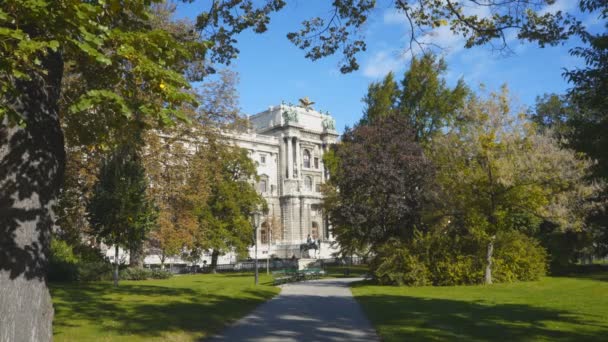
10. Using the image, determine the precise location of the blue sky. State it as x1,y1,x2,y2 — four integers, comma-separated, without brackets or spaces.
175,0,603,132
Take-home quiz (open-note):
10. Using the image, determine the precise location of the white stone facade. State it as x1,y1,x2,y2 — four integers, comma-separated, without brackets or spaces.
231,104,339,258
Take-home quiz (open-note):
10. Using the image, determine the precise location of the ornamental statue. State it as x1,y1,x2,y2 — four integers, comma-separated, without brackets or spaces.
298,96,315,110
282,108,299,124
322,117,336,131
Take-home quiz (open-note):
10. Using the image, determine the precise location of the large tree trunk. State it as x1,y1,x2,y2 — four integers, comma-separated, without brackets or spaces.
129,244,144,268
484,236,495,285
0,52,65,342
211,249,219,274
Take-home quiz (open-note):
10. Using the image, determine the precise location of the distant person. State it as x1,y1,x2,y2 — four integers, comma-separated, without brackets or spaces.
307,234,312,245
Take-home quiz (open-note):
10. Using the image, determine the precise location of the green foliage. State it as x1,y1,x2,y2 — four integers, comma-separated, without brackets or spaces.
48,239,80,282
119,268,172,281
359,55,468,143
88,145,157,256
397,55,468,142
371,231,547,286
48,239,113,282
371,239,431,286
429,86,599,283
196,141,266,259
493,231,548,282
360,72,398,125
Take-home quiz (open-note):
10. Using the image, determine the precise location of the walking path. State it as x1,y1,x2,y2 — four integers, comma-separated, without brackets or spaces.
208,278,379,342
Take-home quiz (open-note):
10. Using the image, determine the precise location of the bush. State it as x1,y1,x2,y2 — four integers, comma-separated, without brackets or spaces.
150,269,172,279
493,231,548,282
371,239,431,286
370,230,547,286
119,267,172,280
77,261,114,281
48,240,79,282
48,239,114,282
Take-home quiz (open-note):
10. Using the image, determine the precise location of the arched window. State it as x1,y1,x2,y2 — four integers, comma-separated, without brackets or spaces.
304,176,313,191
311,222,319,240
261,222,269,244
303,149,311,168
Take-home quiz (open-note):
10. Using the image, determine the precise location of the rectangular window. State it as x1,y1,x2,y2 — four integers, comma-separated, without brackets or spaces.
260,154,266,164
314,157,319,169
259,180,267,193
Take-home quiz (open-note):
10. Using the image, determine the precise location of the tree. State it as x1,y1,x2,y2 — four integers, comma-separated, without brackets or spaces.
360,72,399,125
0,1,208,336
196,141,266,272
430,86,600,284
88,145,157,286
397,55,468,142
323,114,435,254
360,55,468,143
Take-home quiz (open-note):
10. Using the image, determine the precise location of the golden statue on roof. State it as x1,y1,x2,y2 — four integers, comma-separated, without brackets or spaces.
298,97,315,110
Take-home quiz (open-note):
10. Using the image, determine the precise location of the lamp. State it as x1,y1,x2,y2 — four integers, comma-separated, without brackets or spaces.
252,210,261,285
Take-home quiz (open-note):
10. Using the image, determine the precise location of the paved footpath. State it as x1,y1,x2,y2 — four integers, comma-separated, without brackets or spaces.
208,278,380,342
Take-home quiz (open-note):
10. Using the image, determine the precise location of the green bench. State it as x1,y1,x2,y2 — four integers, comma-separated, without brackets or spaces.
272,267,326,285
299,267,325,280
272,269,299,285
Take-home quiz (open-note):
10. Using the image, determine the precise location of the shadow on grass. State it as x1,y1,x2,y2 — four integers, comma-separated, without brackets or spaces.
51,281,277,340
555,265,608,282
351,282,608,341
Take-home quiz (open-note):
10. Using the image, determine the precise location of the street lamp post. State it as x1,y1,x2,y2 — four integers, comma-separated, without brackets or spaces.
253,211,260,286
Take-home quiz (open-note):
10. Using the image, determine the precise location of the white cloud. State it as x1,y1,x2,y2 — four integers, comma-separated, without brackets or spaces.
383,9,408,26
362,50,411,78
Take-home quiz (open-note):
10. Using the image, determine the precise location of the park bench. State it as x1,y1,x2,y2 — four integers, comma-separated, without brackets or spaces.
299,267,325,280
272,269,299,285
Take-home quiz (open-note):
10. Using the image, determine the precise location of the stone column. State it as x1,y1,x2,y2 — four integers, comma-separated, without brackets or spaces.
299,197,304,242
280,137,286,181
286,137,292,179
295,137,301,179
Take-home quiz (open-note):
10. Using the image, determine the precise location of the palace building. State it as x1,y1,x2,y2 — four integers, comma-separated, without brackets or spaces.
227,99,340,258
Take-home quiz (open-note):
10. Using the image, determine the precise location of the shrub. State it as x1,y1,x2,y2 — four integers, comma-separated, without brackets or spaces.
120,267,150,280
77,261,114,281
150,269,172,279
369,230,547,286
493,231,548,282
119,267,172,280
371,239,431,286
48,240,79,282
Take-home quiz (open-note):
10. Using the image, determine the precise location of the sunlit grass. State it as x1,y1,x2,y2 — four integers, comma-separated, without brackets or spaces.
352,273,608,341
51,273,279,341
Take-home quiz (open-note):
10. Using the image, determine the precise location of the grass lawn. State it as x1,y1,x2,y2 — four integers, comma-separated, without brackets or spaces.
351,273,608,341
51,273,279,341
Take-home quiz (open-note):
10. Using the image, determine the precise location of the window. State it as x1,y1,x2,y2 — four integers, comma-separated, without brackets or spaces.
261,222,269,244
311,222,319,240
303,149,311,168
314,157,319,169
260,154,266,164
259,180,267,193
304,176,313,191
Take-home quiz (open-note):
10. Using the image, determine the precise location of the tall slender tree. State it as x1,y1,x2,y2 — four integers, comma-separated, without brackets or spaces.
88,145,157,286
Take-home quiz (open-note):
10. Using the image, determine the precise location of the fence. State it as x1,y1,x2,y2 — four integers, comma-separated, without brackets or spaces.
147,256,367,274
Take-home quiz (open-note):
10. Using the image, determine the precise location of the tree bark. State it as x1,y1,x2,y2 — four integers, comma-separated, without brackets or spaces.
129,244,144,268
484,236,495,285
0,51,64,342
113,245,119,287
211,249,219,274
